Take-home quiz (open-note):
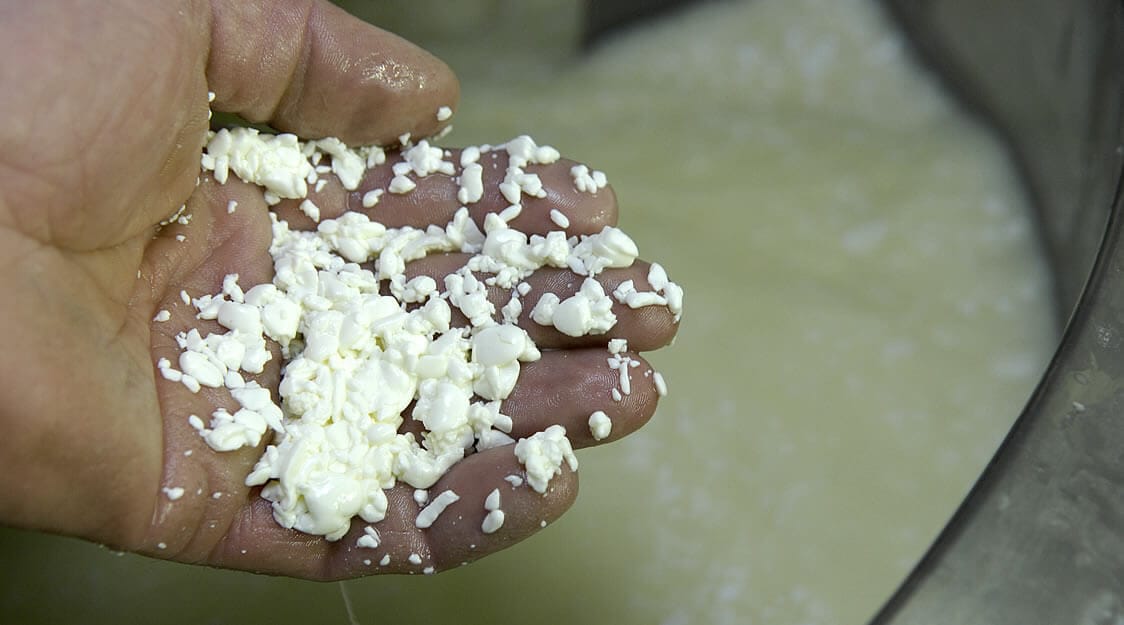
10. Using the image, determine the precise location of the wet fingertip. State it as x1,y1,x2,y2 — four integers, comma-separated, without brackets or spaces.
522,159,619,235
574,351,662,448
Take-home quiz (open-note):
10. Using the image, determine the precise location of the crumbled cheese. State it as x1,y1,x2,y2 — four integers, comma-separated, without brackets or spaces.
162,486,185,501
514,425,578,493
570,164,608,193
227,199,238,214
457,162,484,204
416,489,460,529
203,128,312,198
484,488,501,512
401,140,455,177
608,352,636,395
389,174,416,194
568,227,638,276
481,509,505,534
436,106,453,121
356,526,381,549
167,126,683,544
531,277,617,337
588,411,612,441
461,147,481,166
299,199,321,222
153,310,171,322
361,189,383,208
549,209,570,229
313,137,372,191
611,262,684,322
408,553,423,565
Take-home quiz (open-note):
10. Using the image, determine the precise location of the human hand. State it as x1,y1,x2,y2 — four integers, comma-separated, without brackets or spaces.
0,0,678,579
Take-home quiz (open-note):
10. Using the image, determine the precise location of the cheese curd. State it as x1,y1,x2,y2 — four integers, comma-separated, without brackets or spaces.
162,126,683,541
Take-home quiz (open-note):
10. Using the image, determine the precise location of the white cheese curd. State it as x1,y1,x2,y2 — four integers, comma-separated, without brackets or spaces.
549,209,570,229
203,128,312,199
513,425,579,494
388,174,417,194
416,489,461,528
356,526,381,549
570,164,607,193
401,140,456,177
588,411,612,441
532,277,617,337
568,227,639,276
312,137,373,191
170,126,680,543
484,488,501,511
481,509,505,534
361,189,383,208
457,162,485,204
607,352,636,396
611,263,684,322
299,199,321,222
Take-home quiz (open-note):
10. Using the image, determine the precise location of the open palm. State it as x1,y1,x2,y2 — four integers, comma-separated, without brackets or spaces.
0,0,677,579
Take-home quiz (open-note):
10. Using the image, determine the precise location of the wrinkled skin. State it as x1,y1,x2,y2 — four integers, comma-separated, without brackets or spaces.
0,0,678,579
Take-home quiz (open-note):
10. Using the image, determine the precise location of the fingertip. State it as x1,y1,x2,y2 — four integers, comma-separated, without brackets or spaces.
516,159,618,235
501,349,661,449
421,448,578,571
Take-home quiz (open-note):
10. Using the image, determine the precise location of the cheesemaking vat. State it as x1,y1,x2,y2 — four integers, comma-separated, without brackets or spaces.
868,1,1124,622
594,0,1124,621
0,2,1116,624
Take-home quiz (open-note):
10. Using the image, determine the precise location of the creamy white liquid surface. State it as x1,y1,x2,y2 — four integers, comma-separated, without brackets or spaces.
0,1,1057,624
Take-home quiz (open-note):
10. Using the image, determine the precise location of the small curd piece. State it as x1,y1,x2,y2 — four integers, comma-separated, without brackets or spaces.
588,411,612,441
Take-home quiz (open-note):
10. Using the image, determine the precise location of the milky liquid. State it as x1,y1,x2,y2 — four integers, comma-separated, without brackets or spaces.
0,1,1057,624
347,0,1056,622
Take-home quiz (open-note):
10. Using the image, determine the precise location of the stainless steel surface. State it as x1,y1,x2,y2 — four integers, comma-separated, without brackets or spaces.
873,1,1124,622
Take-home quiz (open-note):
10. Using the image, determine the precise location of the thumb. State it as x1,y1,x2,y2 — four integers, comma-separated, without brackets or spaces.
204,0,458,146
